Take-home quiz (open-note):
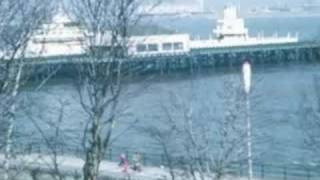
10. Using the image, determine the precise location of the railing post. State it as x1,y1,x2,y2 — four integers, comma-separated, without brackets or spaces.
76,147,79,157
142,153,146,165
109,148,112,161
161,154,165,166
283,166,287,180
126,151,129,162
307,168,311,180
239,162,243,177
28,144,32,154
261,164,264,179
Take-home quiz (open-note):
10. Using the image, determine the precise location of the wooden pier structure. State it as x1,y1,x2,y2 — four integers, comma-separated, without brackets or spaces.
7,41,320,77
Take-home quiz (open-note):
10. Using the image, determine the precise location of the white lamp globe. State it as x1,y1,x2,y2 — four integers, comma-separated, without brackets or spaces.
242,61,252,94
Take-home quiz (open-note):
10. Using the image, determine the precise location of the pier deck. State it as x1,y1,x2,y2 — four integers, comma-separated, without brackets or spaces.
2,41,320,78
17,41,320,66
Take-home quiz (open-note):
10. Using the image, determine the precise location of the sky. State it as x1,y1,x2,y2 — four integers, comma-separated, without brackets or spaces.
162,0,319,11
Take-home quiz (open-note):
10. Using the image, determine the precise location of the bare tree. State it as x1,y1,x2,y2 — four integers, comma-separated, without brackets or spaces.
69,0,150,179
297,75,320,159
25,96,75,180
207,79,247,180
140,77,248,180
0,0,53,179
139,113,179,180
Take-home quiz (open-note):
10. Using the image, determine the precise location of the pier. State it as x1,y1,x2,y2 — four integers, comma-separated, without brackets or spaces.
18,41,320,70
5,4,314,76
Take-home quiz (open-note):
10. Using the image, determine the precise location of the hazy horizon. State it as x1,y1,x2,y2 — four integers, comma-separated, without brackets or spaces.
159,0,319,12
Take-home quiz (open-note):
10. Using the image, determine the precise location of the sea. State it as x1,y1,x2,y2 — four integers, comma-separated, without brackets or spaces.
18,15,320,167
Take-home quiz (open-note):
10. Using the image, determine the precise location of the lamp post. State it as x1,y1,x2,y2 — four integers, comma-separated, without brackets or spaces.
242,60,253,180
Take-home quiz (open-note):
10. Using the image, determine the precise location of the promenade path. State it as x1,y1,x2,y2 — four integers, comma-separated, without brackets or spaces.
0,154,251,180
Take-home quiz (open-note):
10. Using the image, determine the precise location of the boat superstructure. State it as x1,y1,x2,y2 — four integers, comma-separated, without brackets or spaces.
214,5,248,40
27,7,86,57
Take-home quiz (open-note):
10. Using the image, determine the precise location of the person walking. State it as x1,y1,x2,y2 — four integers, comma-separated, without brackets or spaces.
132,152,142,172
119,154,128,173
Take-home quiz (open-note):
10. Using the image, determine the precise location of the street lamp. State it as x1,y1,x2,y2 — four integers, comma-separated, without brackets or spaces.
242,60,253,180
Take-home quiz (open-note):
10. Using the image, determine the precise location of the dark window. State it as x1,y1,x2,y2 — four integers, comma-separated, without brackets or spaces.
64,22,81,27
162,43,172,51
173,42,183,50
37,30,45,35
137,44,147,52
148,44,158,51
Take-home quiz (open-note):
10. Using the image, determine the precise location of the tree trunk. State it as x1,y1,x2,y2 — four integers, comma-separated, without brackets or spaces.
83,116,102,180
163,144,175,180
4,64,23,180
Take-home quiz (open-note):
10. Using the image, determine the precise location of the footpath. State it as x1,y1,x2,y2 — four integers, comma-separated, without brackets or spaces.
0,154,251,180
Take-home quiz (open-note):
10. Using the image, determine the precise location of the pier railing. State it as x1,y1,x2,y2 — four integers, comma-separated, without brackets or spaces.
14,143,320,180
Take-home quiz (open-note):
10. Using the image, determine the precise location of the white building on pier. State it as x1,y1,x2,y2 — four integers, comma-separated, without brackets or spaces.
23,5,299,58
190,5,298,50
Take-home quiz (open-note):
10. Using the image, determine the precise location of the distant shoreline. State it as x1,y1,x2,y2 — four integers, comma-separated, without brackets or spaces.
146,13,320,20
244,13,320,19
